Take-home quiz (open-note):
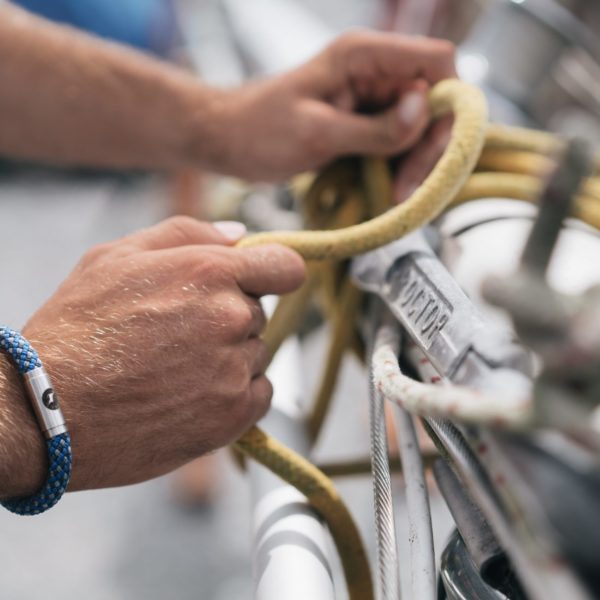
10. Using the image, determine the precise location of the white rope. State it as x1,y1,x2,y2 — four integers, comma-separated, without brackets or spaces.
372,324,532,428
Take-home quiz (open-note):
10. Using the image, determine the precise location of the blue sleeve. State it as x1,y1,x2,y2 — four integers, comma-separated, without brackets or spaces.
12,0,177,57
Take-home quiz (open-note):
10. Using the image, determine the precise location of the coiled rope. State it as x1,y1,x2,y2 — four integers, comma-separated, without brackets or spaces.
237,79,488,258
230,78,597,600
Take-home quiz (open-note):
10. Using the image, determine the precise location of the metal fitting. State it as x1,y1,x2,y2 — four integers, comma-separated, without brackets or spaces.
23,367,67,438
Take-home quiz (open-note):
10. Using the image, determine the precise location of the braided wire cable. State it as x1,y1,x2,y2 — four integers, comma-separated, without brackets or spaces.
373,319,436,599
0,326,72,516
368,308,401,600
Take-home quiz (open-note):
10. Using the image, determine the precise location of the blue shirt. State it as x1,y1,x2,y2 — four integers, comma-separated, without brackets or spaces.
13,0,177,56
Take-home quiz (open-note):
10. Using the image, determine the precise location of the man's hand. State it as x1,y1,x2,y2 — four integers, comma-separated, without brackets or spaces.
393,116,453,203
0,5,455,183
0,217,305,497
206,31,456,181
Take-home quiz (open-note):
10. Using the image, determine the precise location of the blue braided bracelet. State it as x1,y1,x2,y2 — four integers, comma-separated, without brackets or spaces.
0,326,72,515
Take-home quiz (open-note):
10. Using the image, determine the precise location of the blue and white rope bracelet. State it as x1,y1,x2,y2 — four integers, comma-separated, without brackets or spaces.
0,326,72,515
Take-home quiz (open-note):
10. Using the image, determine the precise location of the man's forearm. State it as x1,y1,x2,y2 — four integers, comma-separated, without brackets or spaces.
0,13,457,182
0,354,46,499
0,2,223,171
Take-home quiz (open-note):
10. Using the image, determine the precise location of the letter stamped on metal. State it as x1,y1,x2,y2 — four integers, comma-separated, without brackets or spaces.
390,257,453,349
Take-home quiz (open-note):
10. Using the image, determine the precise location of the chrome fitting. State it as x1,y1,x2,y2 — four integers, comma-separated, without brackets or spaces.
23,367,67,439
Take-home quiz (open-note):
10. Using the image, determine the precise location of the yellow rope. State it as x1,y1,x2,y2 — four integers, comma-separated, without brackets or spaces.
232,79,488,600
485,122,562,155
230,79,597,600
476,148,553,177
237,79,488,258
454,172,600,229
317,451,438,478
236,426,372,600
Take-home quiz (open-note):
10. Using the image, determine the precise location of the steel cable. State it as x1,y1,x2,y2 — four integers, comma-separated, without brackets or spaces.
373,318,436,600
368,305,401,600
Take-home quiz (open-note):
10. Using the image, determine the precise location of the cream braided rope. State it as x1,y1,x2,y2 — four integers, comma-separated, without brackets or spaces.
373,324,532,428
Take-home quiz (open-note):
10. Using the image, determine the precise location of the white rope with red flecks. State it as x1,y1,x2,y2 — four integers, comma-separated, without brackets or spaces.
372,320,532,428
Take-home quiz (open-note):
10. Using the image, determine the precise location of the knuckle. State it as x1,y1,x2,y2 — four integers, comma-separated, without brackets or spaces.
254,305,268,334
434,39,455,57
259,377,274,403
429,39,456,72
252,339,270,372
228,379,254,420
230,378,251,408
79,241,118,267
220,353,250,400
203,356,274,444
232,379,272,429
252,377,274,419
333,30,368,55
331,31,372,76
191,252,228,283
226,299,253,337
162,215,202,242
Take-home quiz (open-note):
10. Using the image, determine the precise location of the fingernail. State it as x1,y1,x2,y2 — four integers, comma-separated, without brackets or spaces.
398,91,425,125
212,220,247,241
